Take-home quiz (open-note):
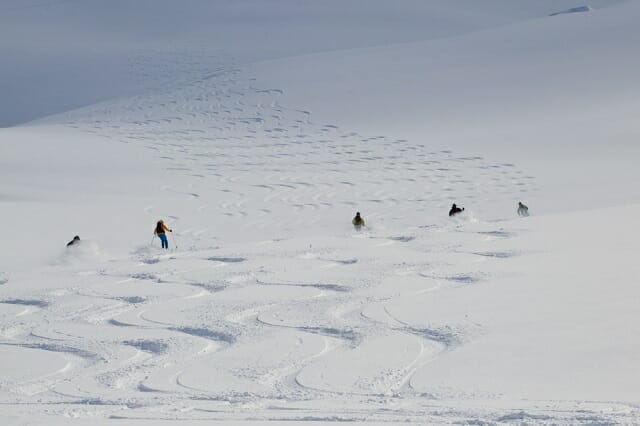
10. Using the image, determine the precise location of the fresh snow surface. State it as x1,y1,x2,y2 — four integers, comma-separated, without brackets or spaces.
0,0,628,127
1,1,639,424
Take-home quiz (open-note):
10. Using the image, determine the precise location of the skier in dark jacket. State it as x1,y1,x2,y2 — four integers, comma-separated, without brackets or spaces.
449,203,464,217
66,236,80,247
352,212,365,230
517,201,529,217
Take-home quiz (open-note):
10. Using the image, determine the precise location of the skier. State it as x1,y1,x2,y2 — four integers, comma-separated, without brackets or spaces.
517,201,529,217
66,235,80,247
449,203,464,217
352,212,365,230
154,220,172,249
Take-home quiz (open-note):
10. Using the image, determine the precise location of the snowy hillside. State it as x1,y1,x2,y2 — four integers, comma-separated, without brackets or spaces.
1,1,639,424
0,0,628,127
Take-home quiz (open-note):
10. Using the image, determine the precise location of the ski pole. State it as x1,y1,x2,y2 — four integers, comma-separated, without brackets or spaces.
150,235,156,246
172,233,179,250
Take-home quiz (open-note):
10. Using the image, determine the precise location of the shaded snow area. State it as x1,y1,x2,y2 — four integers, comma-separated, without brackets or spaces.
550,6,593,16
1,0,640,424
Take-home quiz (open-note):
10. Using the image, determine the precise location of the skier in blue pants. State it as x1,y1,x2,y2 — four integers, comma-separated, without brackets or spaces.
154,220,172,249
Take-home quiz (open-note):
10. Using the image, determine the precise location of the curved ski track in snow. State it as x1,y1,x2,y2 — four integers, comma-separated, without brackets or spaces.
2,64,637,423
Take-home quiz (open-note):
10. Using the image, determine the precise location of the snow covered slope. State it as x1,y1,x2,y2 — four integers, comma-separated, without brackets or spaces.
0,0,627,126
247,0,640,213
1,0,639,424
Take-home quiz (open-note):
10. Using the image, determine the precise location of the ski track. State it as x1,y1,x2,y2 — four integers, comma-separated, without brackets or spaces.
1,60,635,423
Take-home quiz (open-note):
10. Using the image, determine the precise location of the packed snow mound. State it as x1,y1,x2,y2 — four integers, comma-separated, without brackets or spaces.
550,6,593,16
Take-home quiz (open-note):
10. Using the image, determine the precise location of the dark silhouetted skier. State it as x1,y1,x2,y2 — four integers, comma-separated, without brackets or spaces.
518,201,529,217
352,212,365,230
66,236,80,247
449,204,464,217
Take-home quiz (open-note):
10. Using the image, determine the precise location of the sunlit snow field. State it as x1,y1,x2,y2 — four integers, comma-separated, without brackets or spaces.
1,1,639,424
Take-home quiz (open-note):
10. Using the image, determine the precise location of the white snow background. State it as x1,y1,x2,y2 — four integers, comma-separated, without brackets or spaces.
1,1,639,424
